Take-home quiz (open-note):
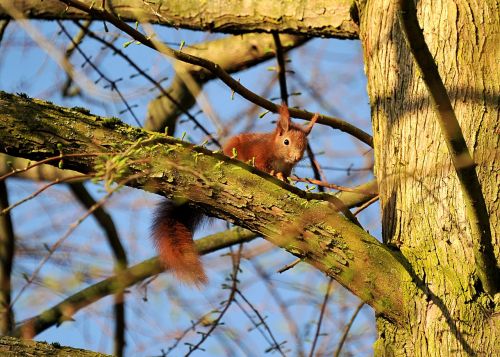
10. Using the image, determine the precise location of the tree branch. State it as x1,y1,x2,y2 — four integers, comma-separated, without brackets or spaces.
13,228,259,338
0,91,410,322
144,33,308,134
53,0,374,147
69,183,127,357
0,0,359,39
396,0,499,295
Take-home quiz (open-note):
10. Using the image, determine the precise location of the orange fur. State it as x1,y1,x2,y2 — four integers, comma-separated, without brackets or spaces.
152,201,207,286
152,104,317,286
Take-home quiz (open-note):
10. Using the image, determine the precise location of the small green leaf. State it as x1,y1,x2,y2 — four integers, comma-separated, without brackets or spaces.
259,110,270,118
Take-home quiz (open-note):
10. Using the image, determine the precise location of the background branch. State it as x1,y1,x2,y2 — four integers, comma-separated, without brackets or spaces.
69,183,127,357
14,228,258,338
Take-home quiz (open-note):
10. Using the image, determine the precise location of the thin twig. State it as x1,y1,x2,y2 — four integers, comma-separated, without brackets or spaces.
1,175,89,215
9,182,118,309
277,258,301,274
333,302,364,357
308,278,334,357
57,20,142,126
12,221,258,339
72,21,221,147
0,153,100,182
236,288,287,356
292,176,370,193
252,260,304,355
352,195,379,216
62,19,91,97
185,245,243,356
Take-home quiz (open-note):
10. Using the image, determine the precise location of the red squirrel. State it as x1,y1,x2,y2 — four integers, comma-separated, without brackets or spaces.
152,104,318,285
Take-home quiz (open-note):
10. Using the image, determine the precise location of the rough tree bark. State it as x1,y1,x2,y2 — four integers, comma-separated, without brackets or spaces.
0,0,358,38
358,0,499,355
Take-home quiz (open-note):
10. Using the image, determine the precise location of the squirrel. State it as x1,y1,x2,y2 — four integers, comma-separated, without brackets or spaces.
151,103,318,285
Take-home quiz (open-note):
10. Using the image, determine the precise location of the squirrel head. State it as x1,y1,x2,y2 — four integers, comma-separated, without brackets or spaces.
273,103,318,164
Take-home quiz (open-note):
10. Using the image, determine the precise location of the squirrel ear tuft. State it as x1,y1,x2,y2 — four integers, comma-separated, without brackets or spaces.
304,113,318,135
277,102,290,135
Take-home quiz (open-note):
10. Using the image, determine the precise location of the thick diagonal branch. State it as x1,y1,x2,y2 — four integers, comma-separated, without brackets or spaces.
0,91,411,322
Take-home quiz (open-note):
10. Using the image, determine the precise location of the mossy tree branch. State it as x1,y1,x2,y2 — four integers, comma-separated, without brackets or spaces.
0,0,359,39
0,91,411,323
0,336,112,356
396,0,499,295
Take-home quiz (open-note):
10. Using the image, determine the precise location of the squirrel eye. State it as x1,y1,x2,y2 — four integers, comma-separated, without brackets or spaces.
284,139,290,145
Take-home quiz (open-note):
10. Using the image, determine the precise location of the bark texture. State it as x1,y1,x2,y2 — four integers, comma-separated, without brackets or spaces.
358,0,500,355
0,0,359,39
0,336,111,356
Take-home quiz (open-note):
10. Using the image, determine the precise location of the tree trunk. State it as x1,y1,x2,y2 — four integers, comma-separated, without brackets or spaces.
358,0,499,355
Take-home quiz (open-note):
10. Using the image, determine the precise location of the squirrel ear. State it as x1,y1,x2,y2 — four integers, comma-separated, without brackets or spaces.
303,113,318,135
277,103,290,135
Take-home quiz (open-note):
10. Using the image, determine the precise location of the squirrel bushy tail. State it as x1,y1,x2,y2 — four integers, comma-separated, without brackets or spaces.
151,200,208,286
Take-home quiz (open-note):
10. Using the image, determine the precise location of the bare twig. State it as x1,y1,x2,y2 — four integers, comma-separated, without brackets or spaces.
61,19,91,97
236,288,287,356
277,258,301,274
352,195,379,216
308,278,334,357
72,21,221,147
57,20,142,126
333,301,364,357
9,181,118,310
185,245,243,356
1,175,89,215
0,153,100,182
251,261,303,356
292,176,371,193
397,0,499,295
